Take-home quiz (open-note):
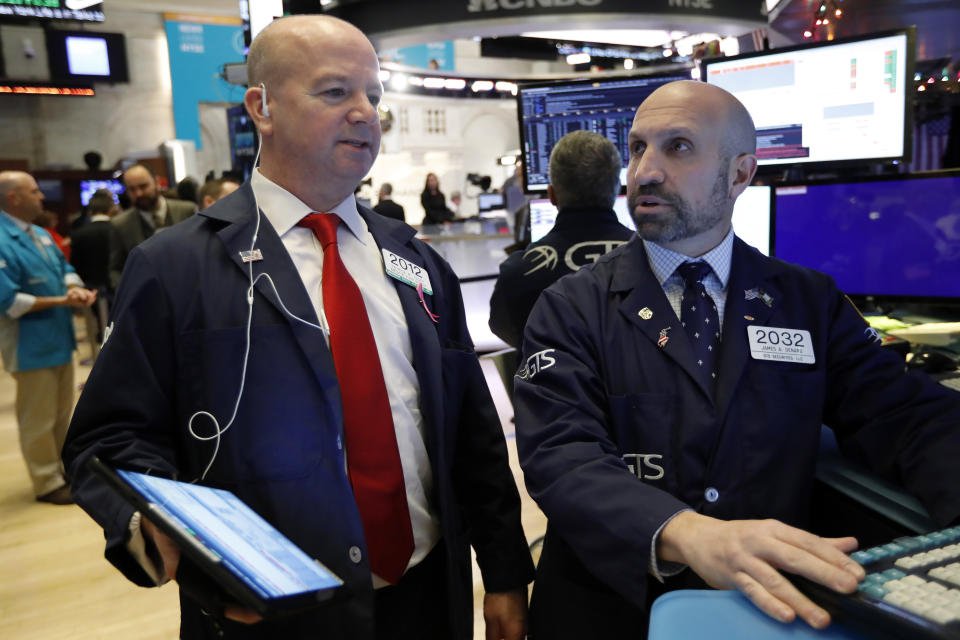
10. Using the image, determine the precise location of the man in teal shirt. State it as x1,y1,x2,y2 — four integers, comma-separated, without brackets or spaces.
0,171,97,504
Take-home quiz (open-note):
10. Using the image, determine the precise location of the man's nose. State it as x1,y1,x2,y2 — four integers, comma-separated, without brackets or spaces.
631,150,665,186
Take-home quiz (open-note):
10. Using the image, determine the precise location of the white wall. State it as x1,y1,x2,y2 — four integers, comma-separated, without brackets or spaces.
0,10,177,172
369,91,519,224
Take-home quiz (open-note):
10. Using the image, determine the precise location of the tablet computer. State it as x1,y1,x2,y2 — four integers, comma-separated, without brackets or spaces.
87,456,344,617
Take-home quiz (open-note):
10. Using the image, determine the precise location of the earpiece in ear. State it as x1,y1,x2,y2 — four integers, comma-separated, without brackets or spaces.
260,83,270,118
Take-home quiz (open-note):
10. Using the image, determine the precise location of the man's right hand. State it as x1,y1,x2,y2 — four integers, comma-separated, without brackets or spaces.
141,517,263,625
659,511,865,629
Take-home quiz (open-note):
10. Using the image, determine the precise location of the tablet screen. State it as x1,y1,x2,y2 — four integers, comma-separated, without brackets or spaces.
118,470,342,599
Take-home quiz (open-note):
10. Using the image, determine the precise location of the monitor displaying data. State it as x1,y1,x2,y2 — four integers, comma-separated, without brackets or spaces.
516,73,689,192
530,187,771,256
80,179,123,206
773,172,960,300
703,29,914,168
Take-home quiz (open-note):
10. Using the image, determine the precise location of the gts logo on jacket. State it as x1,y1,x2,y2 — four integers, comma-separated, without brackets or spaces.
622,453,665,480
516,349,556,381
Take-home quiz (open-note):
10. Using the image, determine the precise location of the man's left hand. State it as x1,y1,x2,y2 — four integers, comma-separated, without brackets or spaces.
483,588,527,640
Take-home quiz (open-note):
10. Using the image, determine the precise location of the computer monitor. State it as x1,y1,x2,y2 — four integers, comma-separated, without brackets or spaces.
703,28,915,169
80,179,124,206
45,29,129,84
529,186,771,256
773,171,960,301
528,195,636,243
516,72,690,193
477,192,505,212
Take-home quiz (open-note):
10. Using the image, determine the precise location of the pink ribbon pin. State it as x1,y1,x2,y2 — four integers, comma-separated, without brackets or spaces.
417,282,439,323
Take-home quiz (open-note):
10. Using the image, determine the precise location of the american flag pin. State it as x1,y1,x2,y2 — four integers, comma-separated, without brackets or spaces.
657,327,671,348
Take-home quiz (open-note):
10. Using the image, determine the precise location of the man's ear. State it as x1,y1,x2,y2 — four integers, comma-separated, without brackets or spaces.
243,86,272,136
729,153,758,200
547,184,558,207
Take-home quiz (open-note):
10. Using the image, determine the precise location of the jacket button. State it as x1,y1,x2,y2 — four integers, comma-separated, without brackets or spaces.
349,546,362,564
704,487,719,503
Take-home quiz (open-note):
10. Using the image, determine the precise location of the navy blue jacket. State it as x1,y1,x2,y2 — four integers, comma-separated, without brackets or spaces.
489,206,634,349
515,235,960,638
63,183,533,639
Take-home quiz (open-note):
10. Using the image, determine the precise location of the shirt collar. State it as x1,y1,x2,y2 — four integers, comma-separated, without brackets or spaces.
2,210,32,233
250,169,365,244
643,226,734,288
90,214,112,223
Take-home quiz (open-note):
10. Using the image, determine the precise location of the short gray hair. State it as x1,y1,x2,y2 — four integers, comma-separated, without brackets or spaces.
548,130,621,209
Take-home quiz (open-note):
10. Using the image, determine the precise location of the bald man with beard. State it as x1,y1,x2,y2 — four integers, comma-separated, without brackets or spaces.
514,80,960,638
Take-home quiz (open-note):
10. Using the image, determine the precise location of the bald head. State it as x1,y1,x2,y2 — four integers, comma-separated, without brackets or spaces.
639,80,756,159
0,171,44,222
0,171,29,210
247,15,372,90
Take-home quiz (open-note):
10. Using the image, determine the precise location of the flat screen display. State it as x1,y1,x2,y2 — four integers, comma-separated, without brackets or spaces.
477,192,505,212
529,186,771,256
703,29,914,168
117,469,342,600
46,29,129,83
773,172,960,299
80,179,123,206
516,73,690,192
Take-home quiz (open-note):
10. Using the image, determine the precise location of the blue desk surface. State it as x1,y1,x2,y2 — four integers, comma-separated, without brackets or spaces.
649,590,866,640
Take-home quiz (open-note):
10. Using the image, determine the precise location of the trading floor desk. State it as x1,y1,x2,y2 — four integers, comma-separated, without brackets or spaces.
419,221,513,352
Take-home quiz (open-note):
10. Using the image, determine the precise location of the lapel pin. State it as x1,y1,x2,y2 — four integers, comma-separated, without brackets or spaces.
657,327,671,348
638,307,653,320
240,249,263,263
745,287,774,308
744,315,755,321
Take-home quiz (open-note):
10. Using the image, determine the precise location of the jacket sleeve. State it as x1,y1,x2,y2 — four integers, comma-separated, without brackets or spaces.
514,281,689,607
429,248,535,592
488,253,525,350
819,289,960,526
62,246,181,587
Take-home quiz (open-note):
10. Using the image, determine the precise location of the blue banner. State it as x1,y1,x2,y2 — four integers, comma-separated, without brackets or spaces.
165,19,246,149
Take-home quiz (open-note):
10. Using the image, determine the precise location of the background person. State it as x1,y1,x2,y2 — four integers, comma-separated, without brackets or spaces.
0,171,97,504
489,130,634,350
420,172,456,225
372,182,405,222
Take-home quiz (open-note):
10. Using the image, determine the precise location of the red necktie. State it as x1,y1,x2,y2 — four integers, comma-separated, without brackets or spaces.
298,213,414,584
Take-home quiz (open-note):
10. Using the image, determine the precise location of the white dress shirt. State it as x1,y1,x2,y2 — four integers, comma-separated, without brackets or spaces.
250,170,440,585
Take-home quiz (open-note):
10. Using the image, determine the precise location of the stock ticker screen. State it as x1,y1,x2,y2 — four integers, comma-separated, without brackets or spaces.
517,73,689,192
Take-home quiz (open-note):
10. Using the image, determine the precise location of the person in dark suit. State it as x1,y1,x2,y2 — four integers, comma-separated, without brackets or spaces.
514,80,960,638
198,177,240,211
62,15,533,640
71,189,119,292
70,189,119,355
489,131,634,349
420,172,455,225
372,182,405,222
111,164,196,281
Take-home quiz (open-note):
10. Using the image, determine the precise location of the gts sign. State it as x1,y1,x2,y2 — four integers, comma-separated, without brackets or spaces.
622,453,665,480
468,0,602,11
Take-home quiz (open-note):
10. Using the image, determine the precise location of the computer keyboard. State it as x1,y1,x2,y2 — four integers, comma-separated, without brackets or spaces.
939,376,960,393
794,526,960,639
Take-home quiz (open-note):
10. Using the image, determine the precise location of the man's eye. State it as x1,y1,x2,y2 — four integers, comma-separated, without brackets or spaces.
324,88,346,97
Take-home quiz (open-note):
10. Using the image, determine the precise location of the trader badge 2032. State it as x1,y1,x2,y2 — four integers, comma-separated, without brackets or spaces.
746,326,815,364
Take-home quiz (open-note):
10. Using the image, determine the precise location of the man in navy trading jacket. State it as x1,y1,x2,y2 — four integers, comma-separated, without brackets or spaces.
63,15,533,640
489,130,635,349
515,80,960,638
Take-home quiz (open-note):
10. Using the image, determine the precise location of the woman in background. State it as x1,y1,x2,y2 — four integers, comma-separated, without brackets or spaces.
420,172,456,225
